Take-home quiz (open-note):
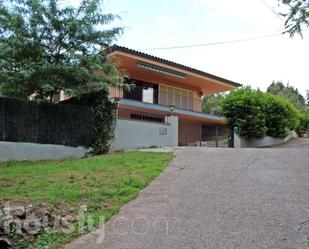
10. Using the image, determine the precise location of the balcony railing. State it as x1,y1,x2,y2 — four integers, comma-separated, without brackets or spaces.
117,108,167,124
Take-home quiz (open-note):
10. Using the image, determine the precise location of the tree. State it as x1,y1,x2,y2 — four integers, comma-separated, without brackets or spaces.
279,0,309,37
266,81,306,111
202,93,224,115
0,0,125,102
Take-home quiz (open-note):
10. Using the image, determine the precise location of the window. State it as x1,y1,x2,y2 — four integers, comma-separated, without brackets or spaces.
143,86,154,103
124,80,158,104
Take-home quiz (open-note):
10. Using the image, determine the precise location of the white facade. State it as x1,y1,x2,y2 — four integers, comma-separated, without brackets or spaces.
112,115,179,150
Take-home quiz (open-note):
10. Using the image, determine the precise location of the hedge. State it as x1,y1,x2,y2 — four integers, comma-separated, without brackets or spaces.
0,97,95,147
61,90,117,154
220,87,300,139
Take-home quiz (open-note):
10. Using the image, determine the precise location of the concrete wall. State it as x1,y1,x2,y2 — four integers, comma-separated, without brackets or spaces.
234,131,297,148
112,115,178,150
0,142,91,162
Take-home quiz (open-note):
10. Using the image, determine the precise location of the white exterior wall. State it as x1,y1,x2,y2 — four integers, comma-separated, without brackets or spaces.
234,131,297,148
0,142,91,162
112,115,178,150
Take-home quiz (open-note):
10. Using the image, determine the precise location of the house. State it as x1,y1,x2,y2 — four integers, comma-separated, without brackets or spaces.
108,46,241,150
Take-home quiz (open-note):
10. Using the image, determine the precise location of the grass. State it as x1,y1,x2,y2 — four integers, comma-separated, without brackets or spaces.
0,151,174,249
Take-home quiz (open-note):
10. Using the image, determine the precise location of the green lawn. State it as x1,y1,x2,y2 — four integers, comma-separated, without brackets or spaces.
0,151,174,249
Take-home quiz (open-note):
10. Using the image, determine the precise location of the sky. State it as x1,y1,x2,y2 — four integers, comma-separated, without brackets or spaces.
68,0,309,97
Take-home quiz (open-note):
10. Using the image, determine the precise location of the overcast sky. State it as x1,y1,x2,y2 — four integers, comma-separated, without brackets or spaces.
67,0,309,97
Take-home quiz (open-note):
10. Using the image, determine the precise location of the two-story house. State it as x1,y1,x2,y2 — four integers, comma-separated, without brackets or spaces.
109,46,241,149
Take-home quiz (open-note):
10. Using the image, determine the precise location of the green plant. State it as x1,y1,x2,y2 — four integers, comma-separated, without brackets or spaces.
0,152,174,248
296,112,309,136
220,87,267,139
221,87,301,140
92,95,117,154
0,0,124,101
61,90,117,154
264,94,299,138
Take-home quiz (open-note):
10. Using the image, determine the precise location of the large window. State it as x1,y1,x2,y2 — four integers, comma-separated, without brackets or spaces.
124,80,158,104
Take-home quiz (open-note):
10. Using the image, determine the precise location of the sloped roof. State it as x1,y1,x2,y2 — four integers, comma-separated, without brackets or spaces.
111,45,242,88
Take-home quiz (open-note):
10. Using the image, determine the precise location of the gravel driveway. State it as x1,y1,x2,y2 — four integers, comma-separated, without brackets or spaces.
66,139,309,249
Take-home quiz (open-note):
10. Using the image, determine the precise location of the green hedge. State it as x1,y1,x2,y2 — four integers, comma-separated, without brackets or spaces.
296,112,309,136
61,90,117,154
221,87,300,139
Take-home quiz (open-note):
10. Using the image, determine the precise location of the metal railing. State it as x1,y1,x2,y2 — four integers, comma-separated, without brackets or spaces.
117,108,167,124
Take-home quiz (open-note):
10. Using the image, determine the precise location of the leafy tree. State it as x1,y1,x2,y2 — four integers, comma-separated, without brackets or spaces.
279,0,309,37
267,81,306,111
202,93,224,115
0,0,125,102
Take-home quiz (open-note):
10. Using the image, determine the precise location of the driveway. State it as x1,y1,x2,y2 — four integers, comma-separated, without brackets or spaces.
66,139,309,249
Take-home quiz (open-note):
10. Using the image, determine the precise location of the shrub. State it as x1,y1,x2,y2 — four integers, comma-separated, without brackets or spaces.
221,87,301,140
61,90,117,154
220,87,267,139
296,112,309,136
264,94,299,138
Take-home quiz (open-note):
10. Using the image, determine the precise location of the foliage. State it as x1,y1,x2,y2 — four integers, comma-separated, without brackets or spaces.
296,112,309,136
202,93,224,115
221,87,301,139
306,90,309,109
92,94,117,154
220,87,267,139
61,90,116,154
0,152,174,248
264,94,299,138
279,0,309,37
0,0,125,102
267,81,306,111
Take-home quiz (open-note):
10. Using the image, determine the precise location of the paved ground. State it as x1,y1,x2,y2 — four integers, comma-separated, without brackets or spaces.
66,139,309,249
269,137,309,148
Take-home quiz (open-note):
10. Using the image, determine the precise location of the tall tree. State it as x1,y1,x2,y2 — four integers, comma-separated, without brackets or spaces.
279,0,309,37
0,0,124,102
267,81,306,111
202,93,224,115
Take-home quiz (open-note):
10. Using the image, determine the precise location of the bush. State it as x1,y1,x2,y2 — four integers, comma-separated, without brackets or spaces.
221,87,301,140
220,87,267,139
296,112,309,136
62,90,117,154
264,94,299,138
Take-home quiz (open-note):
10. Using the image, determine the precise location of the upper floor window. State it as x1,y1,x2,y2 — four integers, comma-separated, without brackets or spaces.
124,80,158,104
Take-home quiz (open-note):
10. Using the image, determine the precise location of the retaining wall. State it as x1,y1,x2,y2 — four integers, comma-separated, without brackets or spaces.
0,142,91,162
234,131,297,148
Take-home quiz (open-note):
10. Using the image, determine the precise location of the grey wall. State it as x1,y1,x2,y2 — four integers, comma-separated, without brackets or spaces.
112,115,178,150
0,142,91,162
234,131,297,148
